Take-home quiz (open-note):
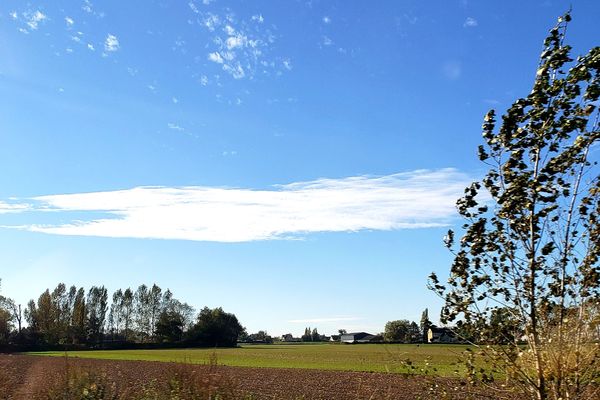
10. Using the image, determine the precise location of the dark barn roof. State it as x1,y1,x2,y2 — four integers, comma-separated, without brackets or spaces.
341,332,375,341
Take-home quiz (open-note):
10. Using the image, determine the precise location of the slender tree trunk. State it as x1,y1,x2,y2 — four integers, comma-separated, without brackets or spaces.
530,149,546,400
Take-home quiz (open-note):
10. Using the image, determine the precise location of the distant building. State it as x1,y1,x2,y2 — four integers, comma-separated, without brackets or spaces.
427,326,458,343
281,333,301,342
330,335,341,342
340,332,379,344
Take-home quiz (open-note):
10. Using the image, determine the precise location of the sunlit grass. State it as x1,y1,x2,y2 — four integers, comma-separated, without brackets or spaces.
30,343,475,376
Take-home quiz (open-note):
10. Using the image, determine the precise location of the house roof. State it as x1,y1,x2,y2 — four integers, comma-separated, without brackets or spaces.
341,332,374,340
429,326,455,335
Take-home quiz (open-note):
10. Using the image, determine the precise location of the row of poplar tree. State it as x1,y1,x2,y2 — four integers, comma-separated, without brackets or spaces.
1,281,244,349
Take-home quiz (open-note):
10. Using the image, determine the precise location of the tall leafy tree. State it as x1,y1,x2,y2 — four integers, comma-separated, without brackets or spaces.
384,320,412,343
408,321,421,343
429,13,599,400
50,283,69,342
0,280,14,344
24,300,38,334
71,288,86,344
0,281,22,336
155,309,185,343
148,284,162,340
86,286,108,344
122,288,134,341
35,289,55,344
110,289,124,337
301,327,312,342
134,284,151,341
311,327,320,342
187,307,244,347
153,289,194,343
419,308,432,343
0,307,11,345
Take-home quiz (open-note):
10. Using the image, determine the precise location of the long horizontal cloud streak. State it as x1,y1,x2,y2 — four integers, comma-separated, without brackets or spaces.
5,169,470,242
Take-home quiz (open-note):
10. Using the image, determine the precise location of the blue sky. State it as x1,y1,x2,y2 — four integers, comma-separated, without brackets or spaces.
0,0,598,336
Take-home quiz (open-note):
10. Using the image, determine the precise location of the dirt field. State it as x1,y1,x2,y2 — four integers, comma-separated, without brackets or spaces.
0,354,515,399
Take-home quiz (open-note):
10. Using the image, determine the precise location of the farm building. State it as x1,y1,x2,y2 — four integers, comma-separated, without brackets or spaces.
427,326,458,343
281,334,301,342
340,332,378,344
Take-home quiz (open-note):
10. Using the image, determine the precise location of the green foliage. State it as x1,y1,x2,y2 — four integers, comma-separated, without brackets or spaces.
72,288,87,344
0,281,22,337
311,327,320,342
187,307,244,347
11,282,198,349
301,327,312,342
87,286,108,345
155,310,185,343
0,308,11,345
419,309,432,343
384,320,419,343
429,12,599,400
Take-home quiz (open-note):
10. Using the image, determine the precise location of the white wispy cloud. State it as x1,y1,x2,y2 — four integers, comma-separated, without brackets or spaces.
82,0,94,13
223,62,245,79
167,123,184,131
65,16,74,26
2,169,471,243
203,13,220,31
199,9,287,80
208,51,224,63
0,201,30,214
463,17,478,28
288,317,361,324
24,10,47,31
322,36,333,46
226,33,247,50
104,34,119,52
322,16,331,24
188,1,200,14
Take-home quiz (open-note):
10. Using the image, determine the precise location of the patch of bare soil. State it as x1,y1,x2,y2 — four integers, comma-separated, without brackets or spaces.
0,354,517,399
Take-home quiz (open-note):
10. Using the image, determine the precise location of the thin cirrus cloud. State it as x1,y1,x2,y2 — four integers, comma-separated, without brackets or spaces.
2,168,471,243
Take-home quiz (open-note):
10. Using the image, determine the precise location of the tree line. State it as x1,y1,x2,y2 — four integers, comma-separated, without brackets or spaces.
0,280,244,350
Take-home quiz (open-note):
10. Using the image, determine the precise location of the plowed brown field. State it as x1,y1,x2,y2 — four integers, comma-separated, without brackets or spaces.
0,354,516,399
